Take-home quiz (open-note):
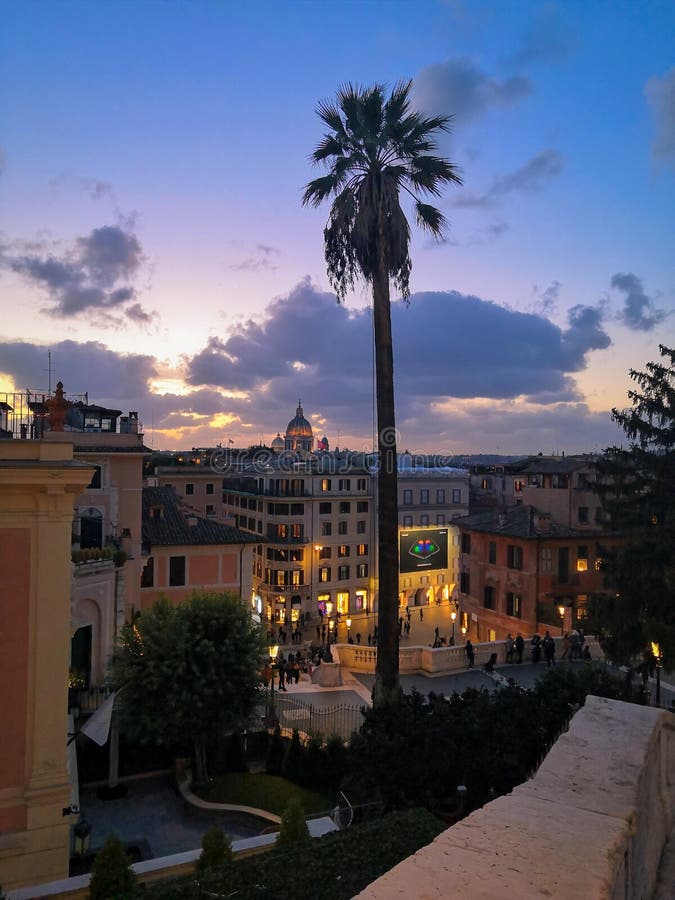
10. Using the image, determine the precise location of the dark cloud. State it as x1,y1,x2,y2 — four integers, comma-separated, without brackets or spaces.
2,224,153,322
456,149,563,208
0,339,156,403
611,272,667,332
413,57,531,124
185,280,610,410
504,6,576,66
645,67,675,164
229,244,280,272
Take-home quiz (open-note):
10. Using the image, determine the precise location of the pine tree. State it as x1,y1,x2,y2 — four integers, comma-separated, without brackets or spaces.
590,345,675,665
195,827,233,874
274,797,310,848
88,835,137,900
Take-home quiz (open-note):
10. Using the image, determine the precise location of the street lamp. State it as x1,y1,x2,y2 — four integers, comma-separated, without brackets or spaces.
266,644,279,727
450,604,457,645
73,817,91,857
326,600,333,618
346,617,352,642
651,641,663,706
558,604,566,635
461,625,467,640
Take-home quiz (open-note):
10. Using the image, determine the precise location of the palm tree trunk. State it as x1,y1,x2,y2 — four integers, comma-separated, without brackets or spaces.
372,259,400,706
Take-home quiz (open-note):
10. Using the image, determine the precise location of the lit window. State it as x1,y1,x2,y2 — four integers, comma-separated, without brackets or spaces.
321,479,331,492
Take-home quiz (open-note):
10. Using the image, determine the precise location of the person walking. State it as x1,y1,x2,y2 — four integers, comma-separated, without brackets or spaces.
543,630,555,667
420,607,424,622
465,639,475,668
531,633,542,664
515,633,525,664
277,655,288,691
505,633,515,663
356,632,361,645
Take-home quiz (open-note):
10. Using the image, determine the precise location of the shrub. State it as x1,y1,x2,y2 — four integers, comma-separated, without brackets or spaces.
301,735,326,787
88,834,137,899
113,550,127,567
282,729,305,783
195,827,233,874
275,796,310,848
266,726,285,776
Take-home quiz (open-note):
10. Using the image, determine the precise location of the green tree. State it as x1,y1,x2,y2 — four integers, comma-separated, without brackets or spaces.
275,797,310,848
195,827,233,875
88,834,137,900
590,345,675,666
303,81,461,704
111,592,266,784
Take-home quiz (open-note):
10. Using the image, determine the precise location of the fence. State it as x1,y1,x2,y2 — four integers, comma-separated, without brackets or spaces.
263,690,365,742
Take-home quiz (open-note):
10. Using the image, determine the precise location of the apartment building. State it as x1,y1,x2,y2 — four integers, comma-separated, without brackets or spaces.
457,455,615,640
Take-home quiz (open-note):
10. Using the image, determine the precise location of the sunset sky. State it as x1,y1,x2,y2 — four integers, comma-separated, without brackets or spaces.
1,0,673,454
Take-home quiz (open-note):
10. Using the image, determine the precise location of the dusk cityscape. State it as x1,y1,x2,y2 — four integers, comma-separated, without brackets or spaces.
1,2,673,898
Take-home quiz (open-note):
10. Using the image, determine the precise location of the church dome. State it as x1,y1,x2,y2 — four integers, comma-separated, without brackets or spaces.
284,401,313,452
271,433,284,452
285,403,313,438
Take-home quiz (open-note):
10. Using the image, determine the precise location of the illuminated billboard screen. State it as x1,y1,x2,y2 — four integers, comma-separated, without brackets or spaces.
399,528,448,574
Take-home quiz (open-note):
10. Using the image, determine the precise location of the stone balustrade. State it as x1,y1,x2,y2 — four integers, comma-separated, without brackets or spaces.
356,696,675,900
337,635,600,675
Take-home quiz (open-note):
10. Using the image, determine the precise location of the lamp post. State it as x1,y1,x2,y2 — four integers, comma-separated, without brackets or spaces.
651,641,662,706
73,817,91,857
266,644,279,727
558,604,566,636
346,617,352,642
461,625,467,641
450,604,457,645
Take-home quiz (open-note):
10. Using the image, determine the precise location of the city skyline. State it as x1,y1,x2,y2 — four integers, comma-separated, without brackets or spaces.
1,0,673,454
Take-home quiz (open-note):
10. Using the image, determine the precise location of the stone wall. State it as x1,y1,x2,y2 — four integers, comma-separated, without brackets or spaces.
356,696,675,900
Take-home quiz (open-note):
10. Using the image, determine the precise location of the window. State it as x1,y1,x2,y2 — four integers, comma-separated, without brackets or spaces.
552,474,569,489
420,489,429,504
338,565,350,580
420,514,429,526
319,546,332,559
339,501,351,514
321,478,331,492
403,515,413,528
357,520,366,534
595,558,604,572
577,546,589,572
290,503,304,515
336,592,349,613
291,570,303,586
206,504,216,516
357,478,367,491
506,592,522,618
436,489,446,504
185,483,194,495
436,514,446,526
357,563,368,578
357,543,368,556
488,541,496,564
338,544,350,557
514,480,524,493
338,521,348,535
507,544,523,570
452,489,461,503
319,567,331,582
290,523,304,540
319,502,332,514
461,533,471,554
141,557,154,588
403,489,412,505
540,547,553,573
357,500,369,513
481,478,491,490
206,483,214,495
483,585,495,609
578,506,589,524
460,571,470,594
169,556,186,586
88,465,102,490
339,479,351,491
321,522,332,536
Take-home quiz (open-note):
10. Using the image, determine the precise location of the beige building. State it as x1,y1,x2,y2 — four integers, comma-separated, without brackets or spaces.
0,441,93,891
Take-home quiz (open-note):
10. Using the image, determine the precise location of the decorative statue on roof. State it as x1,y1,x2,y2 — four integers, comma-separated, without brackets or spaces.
46,381,68,432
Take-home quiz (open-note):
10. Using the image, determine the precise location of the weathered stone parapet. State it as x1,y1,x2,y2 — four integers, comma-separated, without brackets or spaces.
356,696,675,900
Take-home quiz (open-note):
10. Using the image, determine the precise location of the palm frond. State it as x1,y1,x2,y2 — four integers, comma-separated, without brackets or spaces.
312,135,346,163
415,201,447,236
409,156,463,195
302,174,341,207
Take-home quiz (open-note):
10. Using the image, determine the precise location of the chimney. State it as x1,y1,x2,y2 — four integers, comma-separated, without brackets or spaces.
534,512,552,532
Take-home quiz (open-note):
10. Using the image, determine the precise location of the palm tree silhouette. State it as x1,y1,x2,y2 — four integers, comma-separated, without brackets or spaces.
303,81,461,703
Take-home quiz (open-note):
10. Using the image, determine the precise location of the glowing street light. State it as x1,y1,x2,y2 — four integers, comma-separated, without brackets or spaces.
346,617,352,641
450,604,458,645
558,604,566,635
651,641,663,706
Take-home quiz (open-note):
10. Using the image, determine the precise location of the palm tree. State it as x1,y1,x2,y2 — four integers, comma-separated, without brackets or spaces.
303,81,461,704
